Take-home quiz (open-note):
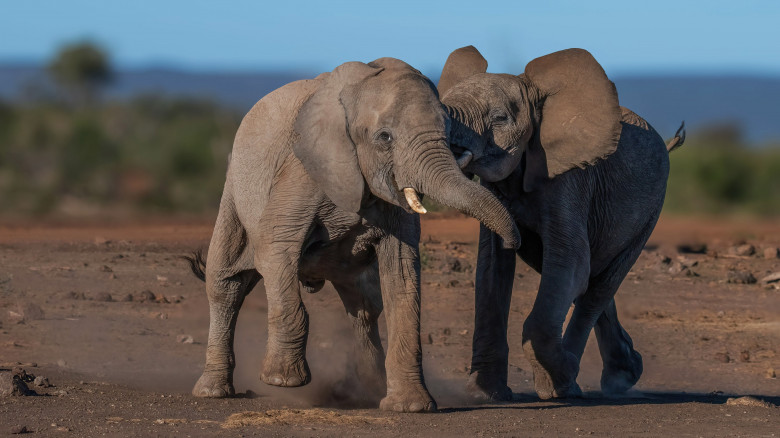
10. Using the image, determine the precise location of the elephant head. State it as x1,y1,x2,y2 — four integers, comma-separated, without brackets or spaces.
437,46,622,191
293,58,521,248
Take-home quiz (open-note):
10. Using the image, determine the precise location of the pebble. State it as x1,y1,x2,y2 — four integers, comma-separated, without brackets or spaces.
727,270,756,284
444,257,472,273
730,244,755,256
176,335,194,344
676,243,707,254
767,368,776,379
93,292,113,302
9,425,28,434
8,303,46,323
715,352,730,363
763,247,780,259
138,290,156,302
0,372,34,397
33,375,51,387
759,272,780,284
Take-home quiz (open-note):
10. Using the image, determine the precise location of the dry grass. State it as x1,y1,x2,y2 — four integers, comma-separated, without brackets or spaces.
222,408,394,428
725,396,776,408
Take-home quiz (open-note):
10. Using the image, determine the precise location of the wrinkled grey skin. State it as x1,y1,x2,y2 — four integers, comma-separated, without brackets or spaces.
189,57,521,413
438,46,679,400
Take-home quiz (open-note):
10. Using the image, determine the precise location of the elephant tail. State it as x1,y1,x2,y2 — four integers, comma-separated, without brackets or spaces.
182,249,207,282
666,121,686,153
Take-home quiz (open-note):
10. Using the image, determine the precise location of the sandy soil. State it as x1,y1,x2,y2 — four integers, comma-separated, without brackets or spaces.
0,214,778,436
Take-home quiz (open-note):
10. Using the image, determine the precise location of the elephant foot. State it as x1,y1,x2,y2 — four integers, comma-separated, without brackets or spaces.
601,350,643,395
522,341,582,400
192,372,235,398
379,387,437,413
261,352,311,387
466,371,512,402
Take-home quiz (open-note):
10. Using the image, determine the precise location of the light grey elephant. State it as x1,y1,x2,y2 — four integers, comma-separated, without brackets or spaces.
437,46,684,400
185,57,521,413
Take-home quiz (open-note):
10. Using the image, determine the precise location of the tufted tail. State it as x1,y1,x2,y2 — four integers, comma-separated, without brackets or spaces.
666,121,686,153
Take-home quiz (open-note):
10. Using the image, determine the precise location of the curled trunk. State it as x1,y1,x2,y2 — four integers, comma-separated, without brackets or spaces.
408,144,520,249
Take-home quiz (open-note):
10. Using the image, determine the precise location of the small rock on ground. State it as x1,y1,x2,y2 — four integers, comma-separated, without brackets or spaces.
33,375,51,387
9,425,29,434
727,270,757,284
176,334,194,344
763,247,780,259
759,272,780,284
0,372,35,397
729,244,756,256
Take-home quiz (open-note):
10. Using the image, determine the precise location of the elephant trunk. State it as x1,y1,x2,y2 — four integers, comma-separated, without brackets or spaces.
404,142,520,249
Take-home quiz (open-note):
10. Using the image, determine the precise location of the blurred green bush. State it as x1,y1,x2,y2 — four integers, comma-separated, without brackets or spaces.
664,133,780,216
2,98,778,218
0,96,240,216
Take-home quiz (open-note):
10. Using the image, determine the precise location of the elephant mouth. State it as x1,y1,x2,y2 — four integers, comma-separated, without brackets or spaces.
389,170,427,214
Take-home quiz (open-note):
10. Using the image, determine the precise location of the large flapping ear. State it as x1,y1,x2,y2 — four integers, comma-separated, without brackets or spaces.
523,49,621,189
293,62,383,212
438,45,488,96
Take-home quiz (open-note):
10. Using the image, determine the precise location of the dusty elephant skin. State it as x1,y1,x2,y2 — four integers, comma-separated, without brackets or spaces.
187,57,521,413
438,46,683,401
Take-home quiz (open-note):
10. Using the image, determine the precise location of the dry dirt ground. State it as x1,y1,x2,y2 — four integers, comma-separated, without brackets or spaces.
0,215,778,437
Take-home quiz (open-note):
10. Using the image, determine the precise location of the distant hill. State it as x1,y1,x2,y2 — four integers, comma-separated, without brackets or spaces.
1,63,778,144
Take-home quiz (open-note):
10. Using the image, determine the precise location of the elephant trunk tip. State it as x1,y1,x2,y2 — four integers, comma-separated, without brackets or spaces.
455,150,473,169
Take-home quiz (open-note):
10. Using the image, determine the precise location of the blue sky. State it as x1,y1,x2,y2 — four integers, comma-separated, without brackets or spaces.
3,0,779,76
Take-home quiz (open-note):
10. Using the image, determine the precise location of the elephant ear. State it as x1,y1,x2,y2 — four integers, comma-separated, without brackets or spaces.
523,48,621,190
437,45,488,96
293,62,383,212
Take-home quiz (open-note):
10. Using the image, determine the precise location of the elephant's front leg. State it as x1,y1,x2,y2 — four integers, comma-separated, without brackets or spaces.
467,224,516,401
522,230,590,399
332,263,387,402
259,255,311,387
375,218,436,413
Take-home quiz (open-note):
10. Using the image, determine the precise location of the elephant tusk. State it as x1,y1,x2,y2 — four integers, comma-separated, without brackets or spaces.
456,150,473,169
403,188,427,214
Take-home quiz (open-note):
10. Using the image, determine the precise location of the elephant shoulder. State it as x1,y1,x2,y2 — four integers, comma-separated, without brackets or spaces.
242,79,320,130
233,79,320,156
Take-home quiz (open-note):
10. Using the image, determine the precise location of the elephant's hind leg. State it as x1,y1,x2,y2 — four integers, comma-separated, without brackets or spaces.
562,227,648,395
595,299,642,394
332,263,387,403
193,199,259,398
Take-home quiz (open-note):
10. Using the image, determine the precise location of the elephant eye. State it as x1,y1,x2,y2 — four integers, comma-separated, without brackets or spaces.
374,130,393,144
490,111,509,125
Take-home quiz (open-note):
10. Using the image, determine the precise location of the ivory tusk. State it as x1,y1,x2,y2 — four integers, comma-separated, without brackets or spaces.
456,150,473,169
403,187,427,214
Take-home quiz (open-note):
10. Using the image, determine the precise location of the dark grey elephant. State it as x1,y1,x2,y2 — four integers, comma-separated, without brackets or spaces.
187,57,521,413
437,46,683,400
